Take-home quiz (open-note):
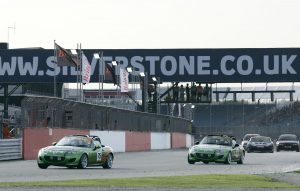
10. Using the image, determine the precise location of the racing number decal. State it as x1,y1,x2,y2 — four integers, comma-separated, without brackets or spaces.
97,152,102,161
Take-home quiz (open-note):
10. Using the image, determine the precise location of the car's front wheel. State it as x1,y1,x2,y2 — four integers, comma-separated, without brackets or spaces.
77,154,88,169
224,152,232,164
237,153,244,164
103,153,113,169
38,163,49,169
187,155,195,164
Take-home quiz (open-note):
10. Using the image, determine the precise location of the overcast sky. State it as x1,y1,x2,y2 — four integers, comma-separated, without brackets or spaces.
1,0,300,49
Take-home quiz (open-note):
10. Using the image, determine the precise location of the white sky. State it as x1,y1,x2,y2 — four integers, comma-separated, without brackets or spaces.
1,0,300,89
1,0,300,49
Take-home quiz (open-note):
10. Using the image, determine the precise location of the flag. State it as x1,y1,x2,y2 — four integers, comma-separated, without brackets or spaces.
105,64,117,85
120,68,129,92
55,43,79,67
81,53,91,84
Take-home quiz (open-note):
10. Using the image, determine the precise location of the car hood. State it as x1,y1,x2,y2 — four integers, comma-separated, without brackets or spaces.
277,140,299,144
40,146,87,154
191,144,231,152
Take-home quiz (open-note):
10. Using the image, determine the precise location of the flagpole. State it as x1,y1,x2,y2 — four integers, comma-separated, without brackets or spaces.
80,43,83,102
76,43,79,101
54,40,56,97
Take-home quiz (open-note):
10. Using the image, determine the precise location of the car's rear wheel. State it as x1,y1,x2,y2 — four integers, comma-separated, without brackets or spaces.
224,152,232,164
38,163,49,169
276,148,280,152
77,154,88,169
103,153,113,169
237,152,244,164
203,161,209,164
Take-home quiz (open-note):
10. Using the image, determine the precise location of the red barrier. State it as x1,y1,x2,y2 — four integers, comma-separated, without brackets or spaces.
23,128,89,160
171,132,186,149
125,131,151,152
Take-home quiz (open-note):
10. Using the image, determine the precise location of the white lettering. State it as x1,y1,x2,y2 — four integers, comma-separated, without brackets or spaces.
161,56,177,76
46,56,60,76
263,55,279,75
115,56,129,75
0,57,17,75
197,56,210,75
131,56,144,75
18,57,38,76
236,55,253,75
179,56,194,75
145,56,160,75
220,55,235,75
282,55,297,74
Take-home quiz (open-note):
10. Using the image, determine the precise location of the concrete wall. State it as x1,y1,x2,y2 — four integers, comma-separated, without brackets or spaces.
90,130,125,152
151,132,171,150
23,128,193,160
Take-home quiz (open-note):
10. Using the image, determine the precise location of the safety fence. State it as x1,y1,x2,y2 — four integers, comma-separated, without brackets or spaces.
0,139,22,161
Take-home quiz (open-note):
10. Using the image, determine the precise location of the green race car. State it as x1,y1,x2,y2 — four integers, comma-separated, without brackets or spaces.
37,135,114,169
188,135,245,164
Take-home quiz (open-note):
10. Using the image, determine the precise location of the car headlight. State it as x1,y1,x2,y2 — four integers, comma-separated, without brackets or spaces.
65,151,77,155
276,142,279,145
215,149,225,155
189,148,196,154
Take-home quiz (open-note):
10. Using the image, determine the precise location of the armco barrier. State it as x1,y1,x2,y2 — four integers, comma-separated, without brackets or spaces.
0,139,22,161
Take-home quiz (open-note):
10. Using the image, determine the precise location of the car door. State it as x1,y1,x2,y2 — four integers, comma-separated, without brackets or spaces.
89,140,103,164
231,143,241,161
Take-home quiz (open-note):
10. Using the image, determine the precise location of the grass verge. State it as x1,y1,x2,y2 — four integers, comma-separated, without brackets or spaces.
0,174,298,188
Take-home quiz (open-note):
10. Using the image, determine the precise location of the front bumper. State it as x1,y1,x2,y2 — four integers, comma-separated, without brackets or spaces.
247,145,273,152
37,154,80,166
189,152,226,162
277,144,299,151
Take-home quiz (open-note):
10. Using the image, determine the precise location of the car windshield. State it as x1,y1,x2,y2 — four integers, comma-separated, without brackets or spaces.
243,134,259,141
200,136,232,146
56,136,92,148
250,136,271,143
278,135,298,141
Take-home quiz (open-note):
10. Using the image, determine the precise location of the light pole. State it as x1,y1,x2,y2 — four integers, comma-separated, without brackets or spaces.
94,52,104,105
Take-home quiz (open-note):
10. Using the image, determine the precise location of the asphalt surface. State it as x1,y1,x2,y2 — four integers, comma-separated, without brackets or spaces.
1,149,300,191
0,149,300,183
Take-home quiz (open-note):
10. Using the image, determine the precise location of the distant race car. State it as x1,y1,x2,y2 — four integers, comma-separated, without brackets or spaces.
276,134,300,152
241,134,260,149
37,135,114,169
188,135,245,165
246,136,274,153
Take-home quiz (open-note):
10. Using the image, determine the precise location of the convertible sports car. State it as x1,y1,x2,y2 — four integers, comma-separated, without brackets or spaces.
37,135,114,169
188,135,245,165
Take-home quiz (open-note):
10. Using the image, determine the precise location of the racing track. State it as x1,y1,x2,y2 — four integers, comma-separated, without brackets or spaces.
0,150,300,182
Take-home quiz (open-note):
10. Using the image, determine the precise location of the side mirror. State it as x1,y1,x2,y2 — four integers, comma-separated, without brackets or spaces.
93,144,101,150
52,142,57,146
194,141,200,145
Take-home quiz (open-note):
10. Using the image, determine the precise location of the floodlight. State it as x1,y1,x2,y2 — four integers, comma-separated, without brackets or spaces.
139,72,145,77
191,105,195,109
152,77,157,82
93,53,100,59
112,61,117,66
70,49,77,55
127,67,133,73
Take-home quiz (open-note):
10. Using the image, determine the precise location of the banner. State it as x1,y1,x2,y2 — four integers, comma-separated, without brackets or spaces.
120,68,129,92
81,53,91,84
1,48,300,83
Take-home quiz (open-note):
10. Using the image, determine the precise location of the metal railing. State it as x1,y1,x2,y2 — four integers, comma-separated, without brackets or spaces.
0,139,22,161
